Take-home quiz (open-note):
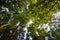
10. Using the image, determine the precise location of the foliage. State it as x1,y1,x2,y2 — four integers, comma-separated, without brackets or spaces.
0,0,59,40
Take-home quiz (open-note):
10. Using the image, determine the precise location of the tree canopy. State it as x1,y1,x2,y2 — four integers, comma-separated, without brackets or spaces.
0,0,59,40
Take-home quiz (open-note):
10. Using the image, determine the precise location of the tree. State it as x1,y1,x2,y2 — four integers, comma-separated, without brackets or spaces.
0,0,58,40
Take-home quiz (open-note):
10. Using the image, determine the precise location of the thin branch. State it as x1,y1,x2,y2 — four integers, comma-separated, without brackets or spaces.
0,24,8,31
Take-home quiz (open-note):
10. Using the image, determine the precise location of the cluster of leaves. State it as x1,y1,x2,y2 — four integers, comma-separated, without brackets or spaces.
0,0,59,40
